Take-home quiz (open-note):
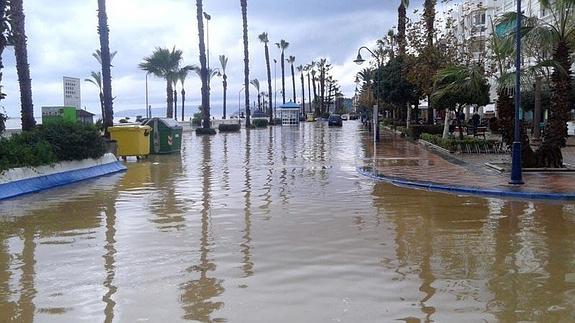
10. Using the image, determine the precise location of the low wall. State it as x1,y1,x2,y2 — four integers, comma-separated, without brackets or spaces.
0,153,126,201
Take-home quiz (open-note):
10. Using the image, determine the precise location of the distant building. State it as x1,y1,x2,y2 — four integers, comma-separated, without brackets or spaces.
63,77,81,109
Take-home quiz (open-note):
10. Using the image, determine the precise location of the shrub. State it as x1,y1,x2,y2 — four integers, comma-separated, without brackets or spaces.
252,119,269,128
405,124,444,139
0,111,6,135
420,133,501,153
218,123,241,132
0,121,106,172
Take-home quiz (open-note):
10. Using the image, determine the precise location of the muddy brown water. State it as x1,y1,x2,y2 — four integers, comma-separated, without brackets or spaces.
1,122,574,322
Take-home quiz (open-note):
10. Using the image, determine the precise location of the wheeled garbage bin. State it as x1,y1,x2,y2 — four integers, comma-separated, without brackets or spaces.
108,125,151,158
142,118,183,154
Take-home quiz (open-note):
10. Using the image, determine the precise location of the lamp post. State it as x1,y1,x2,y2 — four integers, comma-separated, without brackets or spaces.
354,46,381,142
203,12,211,69
510,0,524,184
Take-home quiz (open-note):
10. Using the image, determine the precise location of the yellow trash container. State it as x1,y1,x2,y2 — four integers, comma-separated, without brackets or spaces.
108,125,151,158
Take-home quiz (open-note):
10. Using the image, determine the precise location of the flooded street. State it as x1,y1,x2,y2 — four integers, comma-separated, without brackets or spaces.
1,122,575,322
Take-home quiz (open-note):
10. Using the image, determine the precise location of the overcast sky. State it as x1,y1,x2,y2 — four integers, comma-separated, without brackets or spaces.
2,0,437,119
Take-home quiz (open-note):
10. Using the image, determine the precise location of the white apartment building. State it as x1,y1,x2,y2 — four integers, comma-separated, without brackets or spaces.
451,0,498,62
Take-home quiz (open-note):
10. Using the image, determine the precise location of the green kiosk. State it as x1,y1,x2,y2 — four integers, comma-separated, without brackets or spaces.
143,117,183,154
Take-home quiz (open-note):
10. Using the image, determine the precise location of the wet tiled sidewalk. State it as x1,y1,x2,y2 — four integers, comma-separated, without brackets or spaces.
361,131,575,197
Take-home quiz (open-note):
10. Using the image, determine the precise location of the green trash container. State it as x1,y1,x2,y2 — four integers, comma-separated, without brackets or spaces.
143,117,183,154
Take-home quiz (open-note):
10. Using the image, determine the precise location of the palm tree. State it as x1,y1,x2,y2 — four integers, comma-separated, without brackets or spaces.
12,0,35,131
311,69,318,116
297,65,306,116
250,79,261,111
504,1,575,167
97,0,114,133
241,0,251,127
258,32,273,123
397,0,409,57
139,47,183,119
275,40,289,104
87,49,117,122
0,1,9,105
85,71,105,121
423,0,436,124
177,66,194,121
219,55,229,119
305,64,312,115
287,55,296,103
196,0,212,131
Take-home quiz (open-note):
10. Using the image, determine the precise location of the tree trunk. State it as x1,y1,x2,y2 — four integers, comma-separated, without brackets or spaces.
222,75,227,119
291,64,296,103
533,78,542,140
264,44,272,123
423,0,436,47
197,0,211,129
281,51,285,104
397,3,407,57
497,89,514,147
456,106,464,140
181,88,186,121
97,0,114,134
166,80,173,118
307,72,311,115
241,0,251,127
300,72,305,118
442,109,450,139
173,89,178,120
312,76,318,116
12,0,36,131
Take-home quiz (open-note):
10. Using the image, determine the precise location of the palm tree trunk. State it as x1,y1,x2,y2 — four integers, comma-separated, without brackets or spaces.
174,89,178,120
241,0,251,128
97,0,114,133
307,72,311,115
320,68,325,115
312,77,318,116
181,88,186,121
99,92,105,121
291,64,296,103
166,80,174,118
264,44,273,123
398,2,407,57
281,51,286,104
536,39,572,167
12,0,35,131
300,72,305,117
222,75,227,119
197,0,211,129
423,0,436,47
533,78,542,140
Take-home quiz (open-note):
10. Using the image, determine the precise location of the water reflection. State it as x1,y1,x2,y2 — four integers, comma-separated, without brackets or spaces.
1,123,575,322
181,135,224,322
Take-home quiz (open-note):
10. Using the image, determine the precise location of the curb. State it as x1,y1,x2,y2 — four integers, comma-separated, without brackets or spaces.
357,166,575,201
0,160,126,201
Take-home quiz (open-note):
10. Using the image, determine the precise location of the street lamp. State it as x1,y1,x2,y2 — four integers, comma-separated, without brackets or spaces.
510,0,524,184
203,11,212,69
354,46,381,142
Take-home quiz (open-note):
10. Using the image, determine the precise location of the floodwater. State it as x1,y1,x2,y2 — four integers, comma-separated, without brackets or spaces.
1,122,575,322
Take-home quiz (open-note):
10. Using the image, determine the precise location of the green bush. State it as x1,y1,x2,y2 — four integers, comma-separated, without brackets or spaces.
420,133,500,153
252,119,269,128
405,124,444,139
218,123,241,132
0,112,6,134
0,121,106,172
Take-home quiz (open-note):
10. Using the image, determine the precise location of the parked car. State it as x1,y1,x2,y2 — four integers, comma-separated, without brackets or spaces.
328,114,343,127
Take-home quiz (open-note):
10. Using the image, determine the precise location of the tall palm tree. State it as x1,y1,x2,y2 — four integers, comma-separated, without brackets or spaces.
177,66,194,121
219,55,229,119
172,77,178,120
250,79,261,111
397,0,409,57
139,47,183,119
287,55,296,103
423,0,436,124
258,32,273,123
85,71,105,121
97,0,114,133
297,65,305,116
241,0,251,127
505,0,575,167
0,1,9,105
196,0,212,130
305,64,312,115
311,68,318,116
12,0,35,131
275,39,289,104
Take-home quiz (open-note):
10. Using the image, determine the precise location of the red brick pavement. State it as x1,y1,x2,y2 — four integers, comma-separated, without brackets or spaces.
364,131,575,194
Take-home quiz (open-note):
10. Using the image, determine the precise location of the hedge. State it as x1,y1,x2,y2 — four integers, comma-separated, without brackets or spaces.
0,121,106,172
252,119,269,128
420,133,503,153
405,124,444,139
